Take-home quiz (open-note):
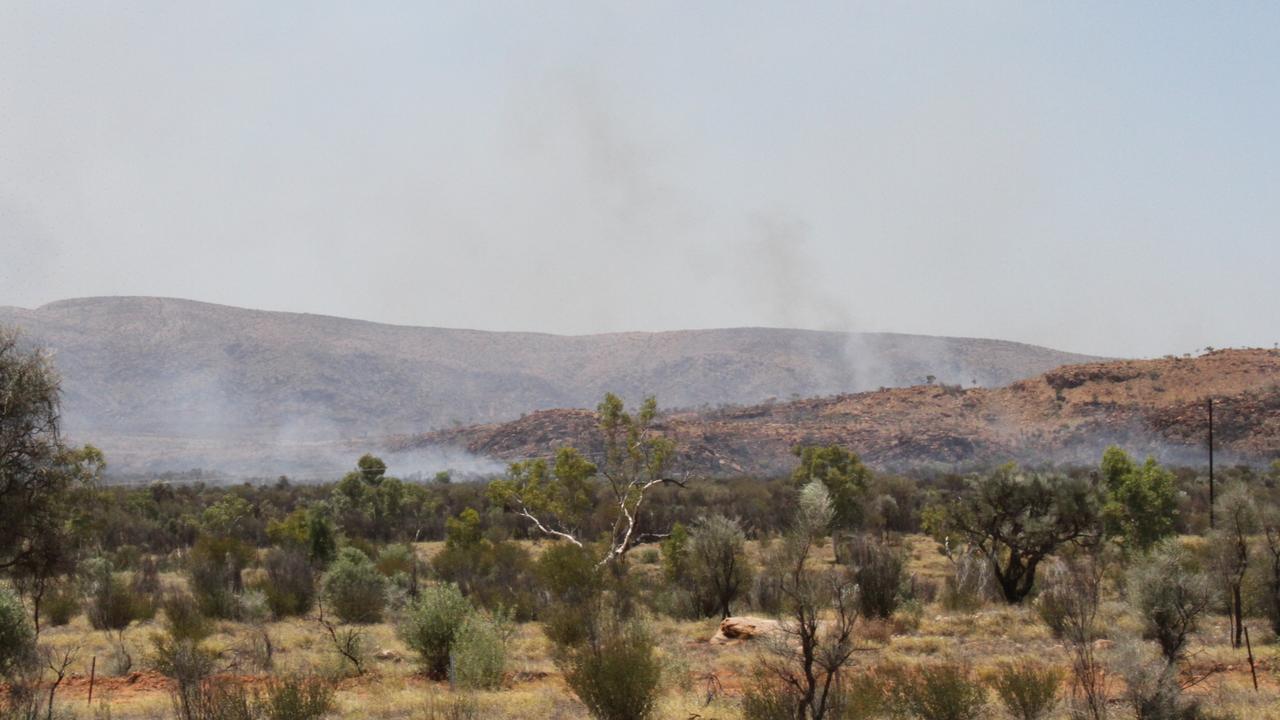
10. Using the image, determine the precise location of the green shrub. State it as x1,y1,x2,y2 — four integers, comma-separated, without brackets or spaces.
161,590,214,644
83,558,148,631
1128,542,1215,663
560,618,663,720
452,612,508,689
254,675,335,720
433,536,537,621
0,587,36,679
899,663,988,720
321,547,386,623
260,547,315,618
397,582,473,679
187,535,254,620
839,534,905,619
535,542,604,646
375,543,417,578
153,636,217,690
987,662,1062,720
43,580,81,626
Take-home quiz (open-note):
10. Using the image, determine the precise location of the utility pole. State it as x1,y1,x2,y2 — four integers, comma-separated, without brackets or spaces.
1208,398,1215,530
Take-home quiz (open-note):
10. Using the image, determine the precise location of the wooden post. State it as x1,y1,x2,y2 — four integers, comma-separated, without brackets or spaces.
1245,626,1258,692
87,655,96,706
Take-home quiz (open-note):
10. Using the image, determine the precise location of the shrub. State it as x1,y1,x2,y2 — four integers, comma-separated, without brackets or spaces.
375,543,417,578
940,550,996,612
1128,542,1215,663
1108,641,1233,720
683,515,753,618
535,542,605,646
898,663,987,720
397,582,473,679
153,635,218,713
170,677,252,720
560,617,663,720
254,675,335,720
0,587,36,679
321,547,386,623
433,535,537,620
43,580,80,626
83,558,148,631
987,662,1062,720
161,590,214,643
839,534,906,618
452,612,509,689
188,535,254,620
260,547,316,619
742,668,887,720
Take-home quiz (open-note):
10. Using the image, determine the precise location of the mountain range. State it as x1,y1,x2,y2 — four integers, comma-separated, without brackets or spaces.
0,296,1103,474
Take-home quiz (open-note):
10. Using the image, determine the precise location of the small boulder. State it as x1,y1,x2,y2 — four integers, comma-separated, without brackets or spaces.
711,616,781,644
374,648,402,662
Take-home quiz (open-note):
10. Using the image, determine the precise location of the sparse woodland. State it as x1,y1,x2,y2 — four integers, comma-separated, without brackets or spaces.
5,329,1280,720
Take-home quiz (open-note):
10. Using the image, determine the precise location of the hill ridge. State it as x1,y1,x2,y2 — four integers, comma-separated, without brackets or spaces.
2,295,1103,473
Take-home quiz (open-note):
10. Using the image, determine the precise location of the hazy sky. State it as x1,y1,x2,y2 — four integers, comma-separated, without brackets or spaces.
2,2,1277,358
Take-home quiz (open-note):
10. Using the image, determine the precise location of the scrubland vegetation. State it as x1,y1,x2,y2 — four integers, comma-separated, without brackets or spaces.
5,329,1280,719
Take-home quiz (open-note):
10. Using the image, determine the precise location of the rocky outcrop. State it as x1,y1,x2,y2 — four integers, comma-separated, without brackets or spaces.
710,616,782,644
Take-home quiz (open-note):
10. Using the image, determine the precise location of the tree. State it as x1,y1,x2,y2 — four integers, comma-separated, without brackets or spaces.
1099,446,1178,552
790,445,871,532
937,465,1101,604
489,394,685,567
685,515,753,618
1209,486,1257,648
1,330,104,634
321,548,387,623
0,587,36,680
748,481,862,720
1261,503,1280,635
0,330,104,575
1128,541,1215,664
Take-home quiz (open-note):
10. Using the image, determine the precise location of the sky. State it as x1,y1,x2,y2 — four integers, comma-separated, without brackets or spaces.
1,2,1277,359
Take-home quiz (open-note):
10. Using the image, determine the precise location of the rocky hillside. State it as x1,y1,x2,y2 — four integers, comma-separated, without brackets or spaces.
402,349,1280,473
0,297,1098,472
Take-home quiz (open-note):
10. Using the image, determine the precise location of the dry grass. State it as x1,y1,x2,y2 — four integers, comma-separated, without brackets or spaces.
23,535,1280,719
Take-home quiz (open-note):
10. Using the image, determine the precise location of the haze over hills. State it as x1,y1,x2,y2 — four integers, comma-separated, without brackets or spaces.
0,296,1103,474
404,349,1280,474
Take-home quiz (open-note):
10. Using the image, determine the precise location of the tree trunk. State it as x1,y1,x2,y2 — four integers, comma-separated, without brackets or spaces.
1233,584,1244,648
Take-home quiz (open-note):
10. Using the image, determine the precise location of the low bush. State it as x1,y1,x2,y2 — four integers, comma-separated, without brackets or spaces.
741,668,887,720
560,617,663,720
839,534,906,619
433,535,537,621
1128,542,1215,663
171,677,253,720
375,543,418,578
254,675,334,720
897,663,988,720
397,582,473,679
83,558,149,631
321,547,386,624
188,535,255,620
452,612,509,689
940,551,996,612
535,542,605,646
987,662,1062,720
161,590,214,644
260,547,316,619
42,580,81,626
